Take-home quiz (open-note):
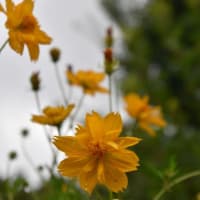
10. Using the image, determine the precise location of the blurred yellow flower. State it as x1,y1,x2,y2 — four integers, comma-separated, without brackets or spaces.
124,93,166,136
53,112,141,193
66,69,108,95
0,0,52,61
32,104,74,127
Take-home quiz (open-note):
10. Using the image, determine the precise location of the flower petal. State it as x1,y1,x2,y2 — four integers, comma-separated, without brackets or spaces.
105,149,140,172
79,167,97,194
104,112,122,139
53,136,87,156
116,136,141,148
86,112,104,140
27,42,39,61
102,166,128,192
58,156,90,177
139,122,156,136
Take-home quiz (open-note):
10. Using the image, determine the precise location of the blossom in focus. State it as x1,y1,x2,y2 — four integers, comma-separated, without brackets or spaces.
53,112,141,193
32,104,74,127
66,69,108,95
0,0,52,61
124,93,166,136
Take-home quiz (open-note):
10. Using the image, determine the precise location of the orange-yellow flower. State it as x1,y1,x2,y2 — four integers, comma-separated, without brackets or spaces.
53,112,141,193
66,69,108,95
32,104,74,127
0,0,52,61
124,93,166,136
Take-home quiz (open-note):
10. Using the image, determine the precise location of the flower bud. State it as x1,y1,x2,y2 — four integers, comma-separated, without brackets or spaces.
30,71,40,92
21,128,29,138
50,47,61,63
104,48,114,75
8,151,17,160
104,27,113,48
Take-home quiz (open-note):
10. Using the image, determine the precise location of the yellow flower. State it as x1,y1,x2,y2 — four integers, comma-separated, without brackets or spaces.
0,0,52,61
53,112,141,193
66,69,108,95
32,104,74,127
124,93,166,136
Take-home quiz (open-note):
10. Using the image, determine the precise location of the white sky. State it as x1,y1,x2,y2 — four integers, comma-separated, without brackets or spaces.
0,0,123,187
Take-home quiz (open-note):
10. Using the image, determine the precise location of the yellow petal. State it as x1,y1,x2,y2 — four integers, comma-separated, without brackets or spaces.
36,30,52,44
79,167,98,194
86,112,104,140
104,112,122,139
9,31,24,54
27,42,39,61
101,166,128,192
116,136,141,148
139,122,156,136
58,156,90,177
105,149,139,172
53,136,87,156
6,0,14,12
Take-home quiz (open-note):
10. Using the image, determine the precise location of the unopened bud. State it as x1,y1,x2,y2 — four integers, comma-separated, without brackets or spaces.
30,71,40,92
104,48,114,75
21,128,29,138
50,47,61,63
104,27,113,48
8,151,17,160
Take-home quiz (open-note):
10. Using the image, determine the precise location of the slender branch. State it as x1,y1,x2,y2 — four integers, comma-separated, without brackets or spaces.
153,170,200,200
0,39,9,53
53,63,68,105
108,75,113,112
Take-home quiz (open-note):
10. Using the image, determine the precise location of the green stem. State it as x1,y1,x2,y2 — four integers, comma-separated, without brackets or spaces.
108,75,113,112
34,91,57,171
109,190,113,200
21,139,44,182
69,93,85,129
0,39,9,53
153,170,200,200
54,63,68,105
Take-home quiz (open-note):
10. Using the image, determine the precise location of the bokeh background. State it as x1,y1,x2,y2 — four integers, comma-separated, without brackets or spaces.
0,0,200,199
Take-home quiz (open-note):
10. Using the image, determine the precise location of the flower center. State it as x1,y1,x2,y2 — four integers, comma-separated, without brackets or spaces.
89,142,106,158
18,15,37,32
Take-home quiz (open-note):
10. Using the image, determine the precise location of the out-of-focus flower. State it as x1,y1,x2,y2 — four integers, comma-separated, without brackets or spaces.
30,71,40,91
66,69,108,95
50,47,61,63
32,104,74,127
0,0,52,61
53,112,141,193
124,93,166,136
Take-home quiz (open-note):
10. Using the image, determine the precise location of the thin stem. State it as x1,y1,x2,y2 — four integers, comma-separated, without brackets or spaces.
34,92,57,171
153,170,200,200
108,190,113,200
108,75,113,112
53,63,68,105
0,39,9,53
69,93,85,129
21,139,44,182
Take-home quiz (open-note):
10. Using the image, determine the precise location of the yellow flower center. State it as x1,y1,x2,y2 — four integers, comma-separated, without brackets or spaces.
18,15,37,32
88,141,106,158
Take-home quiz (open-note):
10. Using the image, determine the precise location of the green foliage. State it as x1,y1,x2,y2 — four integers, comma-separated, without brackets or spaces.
101,0,200,199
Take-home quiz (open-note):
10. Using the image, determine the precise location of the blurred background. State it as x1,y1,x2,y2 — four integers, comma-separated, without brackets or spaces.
0,0,200,199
